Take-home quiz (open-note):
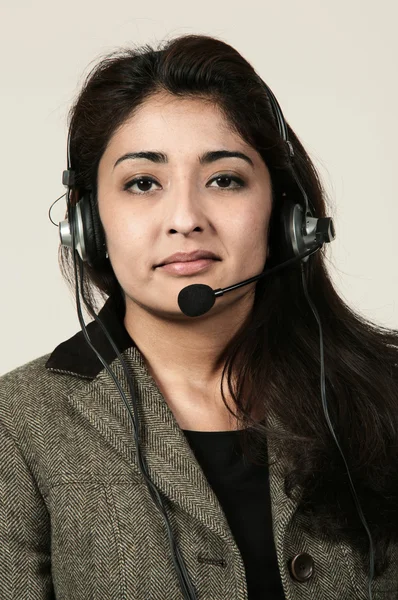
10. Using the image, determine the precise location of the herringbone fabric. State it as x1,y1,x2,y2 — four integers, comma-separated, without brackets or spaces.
0,346,397,599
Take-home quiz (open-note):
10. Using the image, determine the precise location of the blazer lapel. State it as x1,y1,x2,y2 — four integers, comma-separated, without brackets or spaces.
64,344,243,548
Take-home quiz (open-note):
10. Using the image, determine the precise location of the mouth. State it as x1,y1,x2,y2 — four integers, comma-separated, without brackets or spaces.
157,258,217,275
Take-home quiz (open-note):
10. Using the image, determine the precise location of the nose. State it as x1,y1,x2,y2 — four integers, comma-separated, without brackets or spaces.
164,182,208,237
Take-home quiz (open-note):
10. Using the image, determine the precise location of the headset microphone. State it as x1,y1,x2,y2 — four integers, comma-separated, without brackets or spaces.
178,245,323,317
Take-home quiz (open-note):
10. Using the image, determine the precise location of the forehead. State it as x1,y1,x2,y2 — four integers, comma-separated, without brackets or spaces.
104,92,251,156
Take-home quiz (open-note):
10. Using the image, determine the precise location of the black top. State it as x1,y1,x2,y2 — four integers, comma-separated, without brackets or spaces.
181,427,285,599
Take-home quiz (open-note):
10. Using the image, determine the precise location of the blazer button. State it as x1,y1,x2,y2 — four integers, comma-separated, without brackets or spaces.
289,553,314,582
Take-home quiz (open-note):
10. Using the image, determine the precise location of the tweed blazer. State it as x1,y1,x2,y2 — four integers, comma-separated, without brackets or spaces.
1,304,397,599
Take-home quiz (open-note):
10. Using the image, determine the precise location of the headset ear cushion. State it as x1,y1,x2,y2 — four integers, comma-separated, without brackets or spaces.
279,197,298,261
268,195,297,263
80,191,106,266
279,196,317,262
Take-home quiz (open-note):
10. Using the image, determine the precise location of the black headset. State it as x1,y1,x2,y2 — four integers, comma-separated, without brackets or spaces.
55,76,375,599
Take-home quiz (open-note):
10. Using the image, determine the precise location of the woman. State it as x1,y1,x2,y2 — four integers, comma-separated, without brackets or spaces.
1,34,397,600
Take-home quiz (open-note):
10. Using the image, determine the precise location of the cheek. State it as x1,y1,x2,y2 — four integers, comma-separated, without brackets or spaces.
98,196,158,289
228,207,269,254
101,205,145,253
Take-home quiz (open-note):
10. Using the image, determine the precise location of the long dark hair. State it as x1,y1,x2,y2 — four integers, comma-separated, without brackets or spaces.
59,34,398,577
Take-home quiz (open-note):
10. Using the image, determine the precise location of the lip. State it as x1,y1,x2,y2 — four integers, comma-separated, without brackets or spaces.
156,249,221,267
158,258,217,275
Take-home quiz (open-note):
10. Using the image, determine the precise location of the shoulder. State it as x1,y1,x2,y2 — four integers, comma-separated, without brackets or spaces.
0,353,51,385
0,352,88,435
0,353,53,400
0,296,132,440
0,352,83,396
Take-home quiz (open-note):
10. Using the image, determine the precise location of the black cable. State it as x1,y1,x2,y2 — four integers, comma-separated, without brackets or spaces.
300,260,375,599
67,194,199,600
48,192,67,226
268,74,375,597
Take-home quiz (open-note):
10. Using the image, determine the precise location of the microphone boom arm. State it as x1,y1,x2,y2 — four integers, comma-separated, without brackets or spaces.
213,244,323,297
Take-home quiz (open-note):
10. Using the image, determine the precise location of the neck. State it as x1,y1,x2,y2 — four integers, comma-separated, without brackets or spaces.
123,293,254,394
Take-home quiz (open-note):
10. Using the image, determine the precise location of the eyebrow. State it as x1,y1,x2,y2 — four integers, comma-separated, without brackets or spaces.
113,150,254,170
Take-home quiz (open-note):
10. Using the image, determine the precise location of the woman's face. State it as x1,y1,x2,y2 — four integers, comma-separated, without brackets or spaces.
97,91,273,320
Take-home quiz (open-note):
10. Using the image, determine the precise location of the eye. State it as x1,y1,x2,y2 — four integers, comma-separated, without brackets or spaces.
124,176,160,195
207,174,246,191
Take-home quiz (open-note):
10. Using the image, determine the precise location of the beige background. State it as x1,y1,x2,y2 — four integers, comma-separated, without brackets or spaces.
1,0,397,376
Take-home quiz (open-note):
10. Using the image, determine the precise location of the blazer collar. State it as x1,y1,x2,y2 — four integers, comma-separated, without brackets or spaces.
45,294,134,379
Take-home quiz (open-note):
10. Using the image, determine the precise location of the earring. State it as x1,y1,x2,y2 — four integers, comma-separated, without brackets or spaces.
105,251,109,259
